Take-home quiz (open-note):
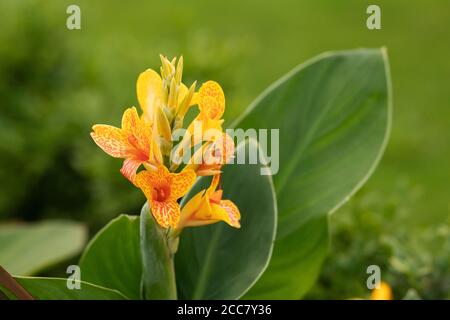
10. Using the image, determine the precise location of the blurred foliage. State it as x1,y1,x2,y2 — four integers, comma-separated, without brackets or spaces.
0,2,131,228
0,0,250,231
0,0,449,297
307,180,450,299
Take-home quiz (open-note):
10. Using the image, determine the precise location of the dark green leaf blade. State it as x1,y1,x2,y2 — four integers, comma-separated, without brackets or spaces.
242,215,329,299
234,48,391,298
175,139,277,299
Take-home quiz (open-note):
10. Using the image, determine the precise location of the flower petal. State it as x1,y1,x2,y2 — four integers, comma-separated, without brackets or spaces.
121,107,140,133
178,190,213,228
218,200,241,228
204,133,235,166
187,200,239,229
136,69,163,121
201,118,224,135
150,199,180,228
91,125,130,158
176,82,198,119
198,81,225,120
180,190,205,222
135,166,165,200
170,169,196,200
155,104,172,142
121,107,152,158
185,117,224,147
120,158,142,184
177,83,189,106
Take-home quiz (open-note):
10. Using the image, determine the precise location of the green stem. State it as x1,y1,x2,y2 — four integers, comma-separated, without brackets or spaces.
140,203,178,300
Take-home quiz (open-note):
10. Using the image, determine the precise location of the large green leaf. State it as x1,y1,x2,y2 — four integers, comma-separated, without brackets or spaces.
0,220,87,276
243,215,329,299
140,203,177,299
12,277,127,300
234,48,391,298
79,214,142,299
175,139,277,299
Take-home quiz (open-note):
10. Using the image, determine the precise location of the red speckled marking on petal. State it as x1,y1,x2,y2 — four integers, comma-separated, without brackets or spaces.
220,200,241,228
120,158,142,184
150,200,180,228
170,169,196,200
91,125,130,158
198,81,225,120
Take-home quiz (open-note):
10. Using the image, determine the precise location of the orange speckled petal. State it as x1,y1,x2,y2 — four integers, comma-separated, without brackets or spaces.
219,133,235,164
91,125,130,158
198,81,225,120
200,202,239,228
121,107,140,133
120,158,142,184
150,199,180,228
170,169,197,200
135,166,166,200
204,133,235,166
219,200,241,228
121,107,152,157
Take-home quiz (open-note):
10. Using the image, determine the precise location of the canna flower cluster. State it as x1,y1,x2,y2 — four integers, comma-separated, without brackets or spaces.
91,55,240,232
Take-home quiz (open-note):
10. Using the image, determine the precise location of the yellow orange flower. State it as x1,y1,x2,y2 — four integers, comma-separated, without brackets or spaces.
136,165,196,228
177,174,241,231
91,107,160,183
371,281,393,300
92,55,241,232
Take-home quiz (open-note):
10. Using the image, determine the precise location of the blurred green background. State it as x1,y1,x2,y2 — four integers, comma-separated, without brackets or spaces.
0,0,448,299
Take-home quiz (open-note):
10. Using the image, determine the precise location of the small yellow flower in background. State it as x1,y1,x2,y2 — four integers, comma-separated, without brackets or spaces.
177,174,241,232
90,107,161,183
135,166,196,228
90,54,240,232
371,281,393,300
